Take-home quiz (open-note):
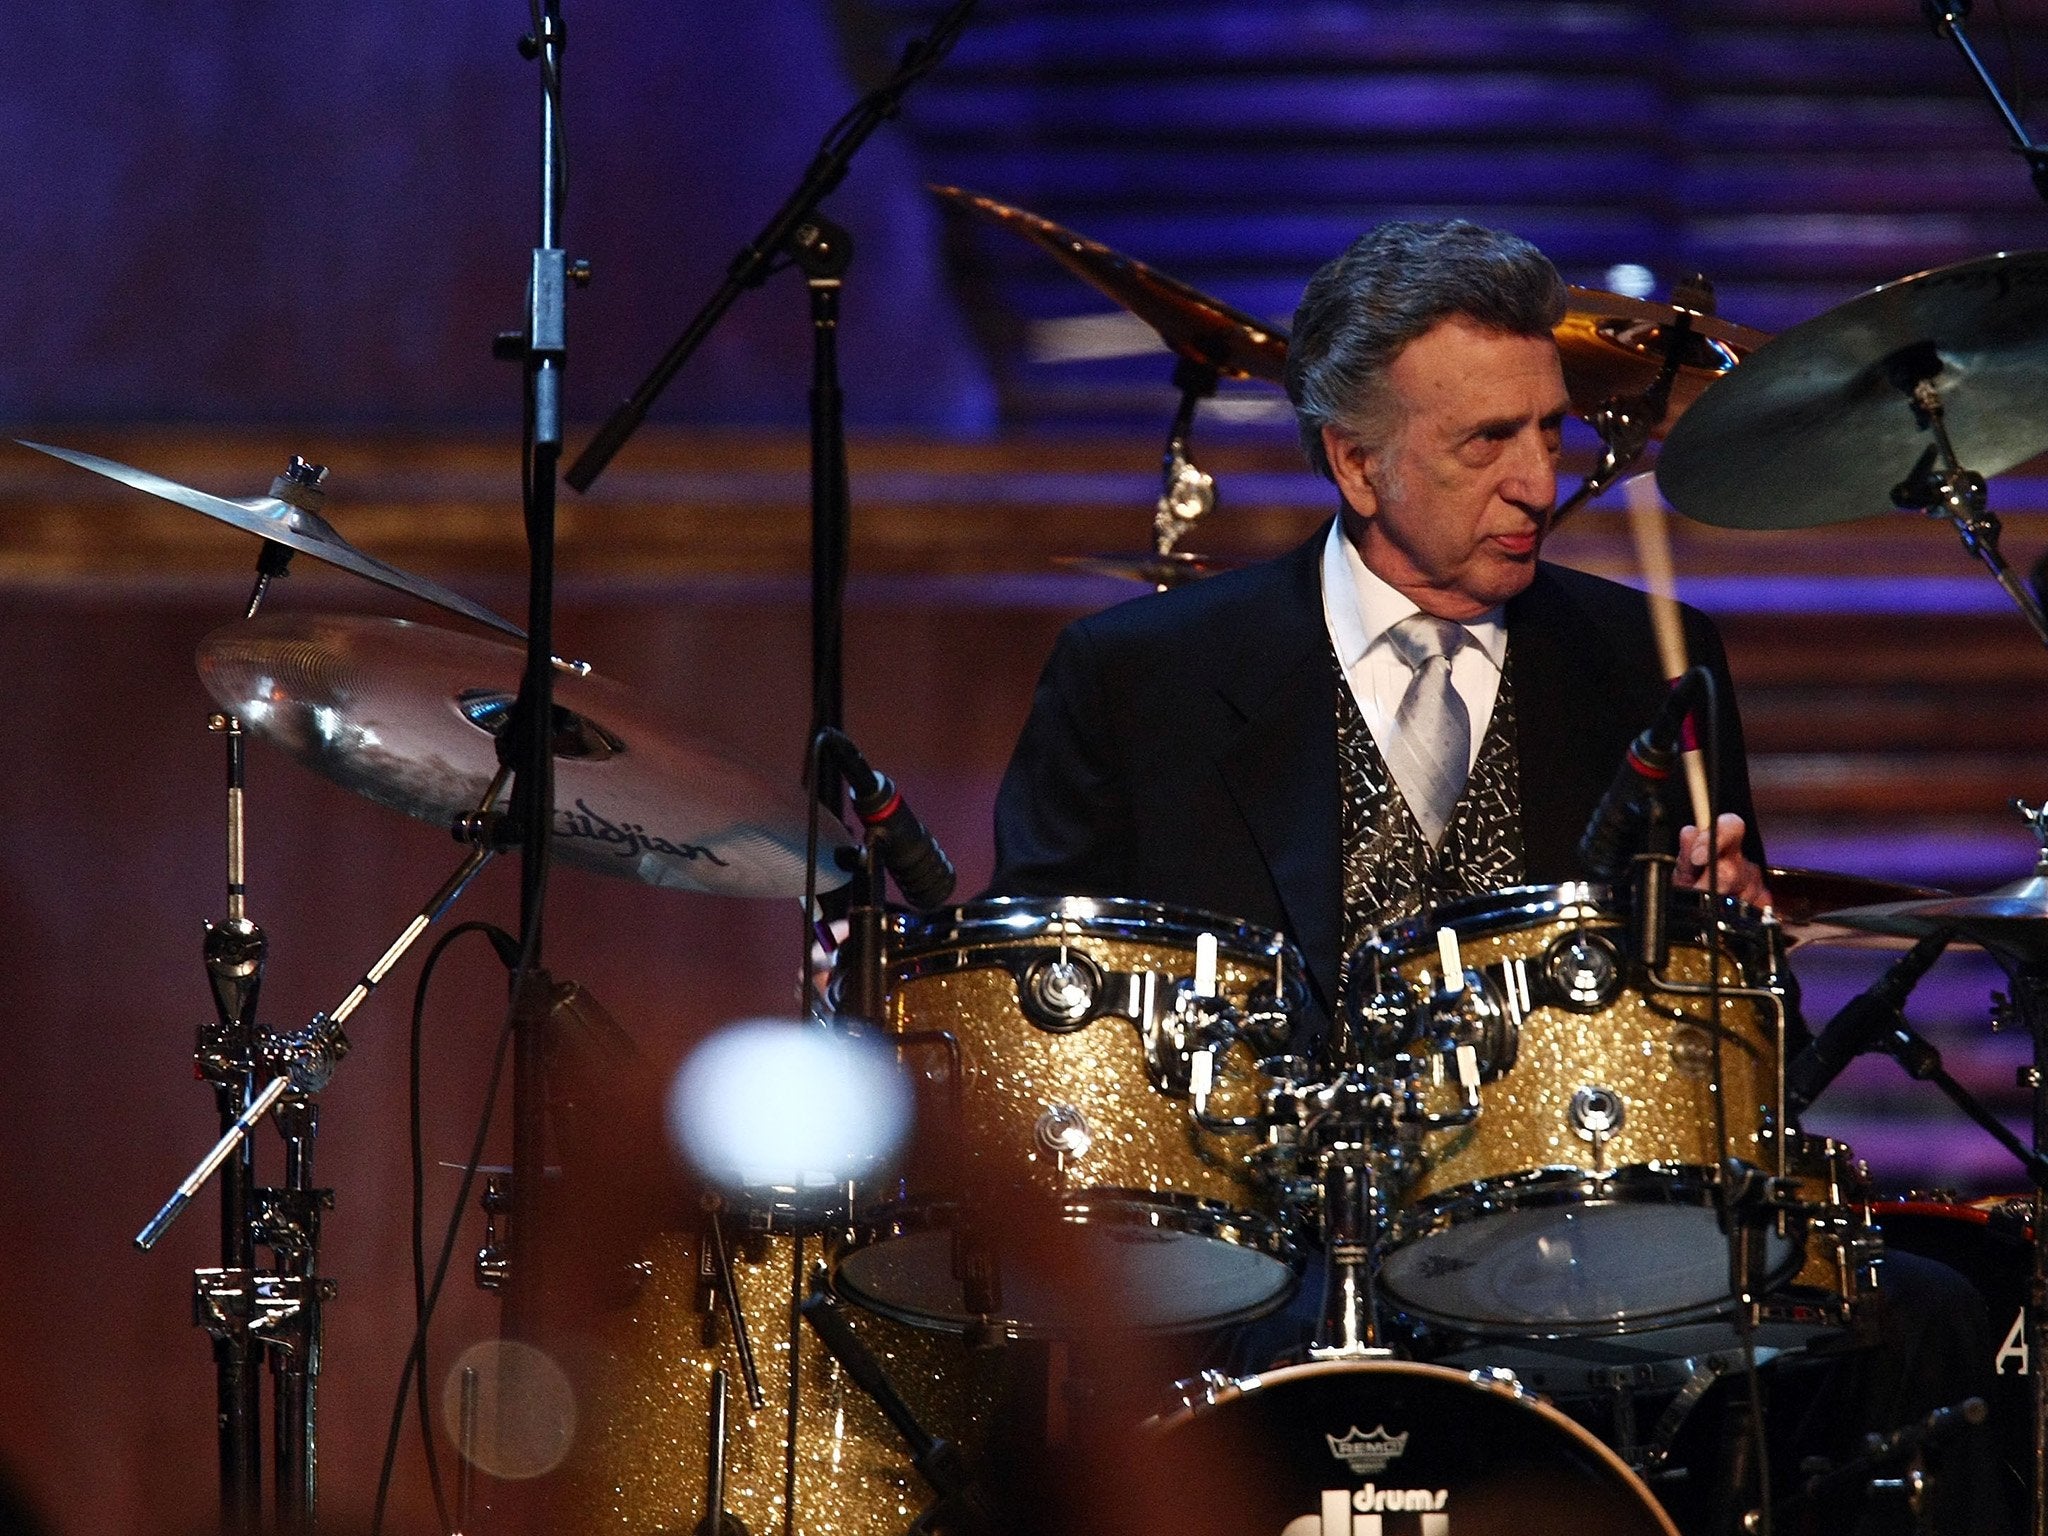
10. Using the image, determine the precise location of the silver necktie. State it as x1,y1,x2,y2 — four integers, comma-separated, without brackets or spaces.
1383,613,1471,847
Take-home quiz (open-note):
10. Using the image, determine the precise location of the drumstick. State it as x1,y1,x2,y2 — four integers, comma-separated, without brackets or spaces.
1623,474,1714,834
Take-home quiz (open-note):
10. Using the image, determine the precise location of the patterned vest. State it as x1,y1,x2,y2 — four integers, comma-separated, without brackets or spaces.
1334,642,1526,1008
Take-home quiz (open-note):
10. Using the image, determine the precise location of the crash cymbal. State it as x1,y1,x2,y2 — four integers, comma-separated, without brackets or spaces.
197,613,853,899
1764,866,1950,947
931,186,1290,384
1053,550,1243,588
1822,874,2048,964
21,440,522,638
1656,249,2048,530
1556,288,1771,435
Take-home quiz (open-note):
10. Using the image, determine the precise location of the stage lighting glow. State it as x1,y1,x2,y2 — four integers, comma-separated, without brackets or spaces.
441,1339,577,1480
1603,262,1656,300
667,1017,911,1189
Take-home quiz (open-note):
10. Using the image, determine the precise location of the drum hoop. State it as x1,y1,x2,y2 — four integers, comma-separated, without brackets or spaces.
1149,1357,1680,1535
850,1188,1298,1258
883,895,1299,966
1364,880,1768,959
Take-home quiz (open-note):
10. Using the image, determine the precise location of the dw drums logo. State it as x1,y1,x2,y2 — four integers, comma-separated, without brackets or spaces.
1279,1487,1452,1536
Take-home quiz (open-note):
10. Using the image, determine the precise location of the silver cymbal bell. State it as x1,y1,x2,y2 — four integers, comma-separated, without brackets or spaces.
197,612,854,899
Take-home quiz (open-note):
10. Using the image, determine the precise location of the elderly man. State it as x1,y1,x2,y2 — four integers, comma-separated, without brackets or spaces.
993,219,1766,1045
988,220,2011,1536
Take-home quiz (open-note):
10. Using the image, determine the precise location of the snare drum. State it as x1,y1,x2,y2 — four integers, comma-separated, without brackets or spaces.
1370,883,1795,1334
835,897,1305,1335
1144,1359,1678,1535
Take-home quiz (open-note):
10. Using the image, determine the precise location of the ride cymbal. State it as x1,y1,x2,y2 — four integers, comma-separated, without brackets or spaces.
20,439,523,637
931,185,1289,383
197,612,852,899
1656,249,2048,530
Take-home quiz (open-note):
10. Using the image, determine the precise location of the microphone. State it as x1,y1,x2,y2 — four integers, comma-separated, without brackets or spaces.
1785,928,1952,1118
821,729,957,911
1579,666,1710,881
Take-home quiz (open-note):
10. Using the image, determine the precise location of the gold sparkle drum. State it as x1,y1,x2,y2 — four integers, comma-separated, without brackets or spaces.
836,897,1306,1336
1371,883,1795,1334
1145,1359,1678,1535
557,1211,995,1536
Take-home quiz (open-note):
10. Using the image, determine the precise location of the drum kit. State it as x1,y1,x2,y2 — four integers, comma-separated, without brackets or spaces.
48,19,2048,1536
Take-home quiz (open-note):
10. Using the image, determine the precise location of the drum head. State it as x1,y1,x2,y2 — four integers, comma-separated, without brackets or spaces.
1384,1198,1797,1332
836,1210,1298,1335
1146,1360,1676,1535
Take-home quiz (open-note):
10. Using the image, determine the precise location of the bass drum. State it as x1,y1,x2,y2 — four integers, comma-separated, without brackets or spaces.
1146,1359,1678,1536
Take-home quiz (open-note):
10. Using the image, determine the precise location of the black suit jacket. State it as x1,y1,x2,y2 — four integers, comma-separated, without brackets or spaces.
990,524,1763,1034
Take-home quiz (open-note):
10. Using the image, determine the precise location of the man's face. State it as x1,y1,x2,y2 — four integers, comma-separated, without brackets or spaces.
1323,315,1569,621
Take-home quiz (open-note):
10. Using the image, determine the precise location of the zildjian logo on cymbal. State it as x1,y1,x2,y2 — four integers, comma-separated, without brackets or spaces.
554,799,730,866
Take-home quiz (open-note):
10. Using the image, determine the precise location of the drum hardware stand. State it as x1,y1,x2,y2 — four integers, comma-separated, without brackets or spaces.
1887,364,2048,649
1553,276,1711,526
1924,1,2048,203
1773,1394,1990,1534
701,1199,769,1412
801,1283,1001,1536
1146,358,1220,587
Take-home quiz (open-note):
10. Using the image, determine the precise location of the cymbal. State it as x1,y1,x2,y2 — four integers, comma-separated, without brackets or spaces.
1053,550,1243,588
1820,872,2048,964
1655,249,2048,530
930,185,1289,383
1555,288,1771,437
197,613,853,899
21,440,522,638
1764,866,1950,947
933,188,1765,436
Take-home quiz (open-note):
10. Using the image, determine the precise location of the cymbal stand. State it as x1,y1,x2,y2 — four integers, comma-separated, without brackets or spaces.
1294,949,1484,1357
1924,1,2048,203
1552,277,1709,526
1889,370,2048,649
1155,359,1219,558
194,525,301,1532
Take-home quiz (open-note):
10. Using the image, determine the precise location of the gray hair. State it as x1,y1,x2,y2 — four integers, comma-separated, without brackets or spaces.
1285,220,1566,481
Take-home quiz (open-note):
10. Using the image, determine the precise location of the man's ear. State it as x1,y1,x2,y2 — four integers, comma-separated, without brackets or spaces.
1322,424,1377,519
1327,428,1376,524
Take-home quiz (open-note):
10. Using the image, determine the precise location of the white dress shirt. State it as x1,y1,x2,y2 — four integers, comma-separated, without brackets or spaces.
1319,517,1507,775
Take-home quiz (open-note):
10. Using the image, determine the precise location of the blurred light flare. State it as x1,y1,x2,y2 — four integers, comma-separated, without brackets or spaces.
667,1016,912,1189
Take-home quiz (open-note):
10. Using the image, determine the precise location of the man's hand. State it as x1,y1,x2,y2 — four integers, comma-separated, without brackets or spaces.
1674,811,1774,909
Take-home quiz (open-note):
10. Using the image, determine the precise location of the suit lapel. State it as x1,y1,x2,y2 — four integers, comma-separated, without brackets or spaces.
1507,569,1627,881
1213,531,1345,1015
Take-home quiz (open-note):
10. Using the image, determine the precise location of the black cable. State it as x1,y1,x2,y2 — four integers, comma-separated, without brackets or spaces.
372,922,522,1536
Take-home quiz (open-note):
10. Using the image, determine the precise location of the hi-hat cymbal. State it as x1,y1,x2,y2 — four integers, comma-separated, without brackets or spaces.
1764,866,1951,947
1556,288,1771,436
1053,551,1244,588
197,613,853,899
931,185,1290,383
21,440,522,638
1655,249,2048,530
